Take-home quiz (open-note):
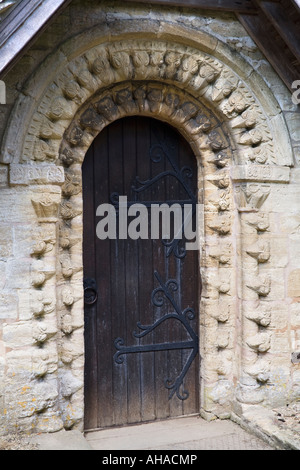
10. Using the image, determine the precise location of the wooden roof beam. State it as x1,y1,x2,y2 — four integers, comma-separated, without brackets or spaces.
253,0,300,62
122,0,258,14
237,9,300,93
0,0,72,78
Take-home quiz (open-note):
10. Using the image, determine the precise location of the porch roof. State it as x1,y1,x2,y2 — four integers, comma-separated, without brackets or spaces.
0,0,299,94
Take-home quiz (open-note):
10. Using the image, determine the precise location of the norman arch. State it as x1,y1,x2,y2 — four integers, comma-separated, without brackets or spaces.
1,23,293,432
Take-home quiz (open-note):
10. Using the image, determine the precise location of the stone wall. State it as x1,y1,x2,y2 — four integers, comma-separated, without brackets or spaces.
0,0,299,434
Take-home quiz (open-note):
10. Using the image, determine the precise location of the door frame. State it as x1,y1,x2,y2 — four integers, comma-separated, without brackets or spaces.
65,79,238,427
82,116,201,430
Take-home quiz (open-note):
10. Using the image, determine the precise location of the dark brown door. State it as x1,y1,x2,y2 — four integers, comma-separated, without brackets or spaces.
83,116,200,430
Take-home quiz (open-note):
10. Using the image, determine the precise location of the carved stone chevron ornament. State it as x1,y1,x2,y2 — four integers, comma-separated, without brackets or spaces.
12,38,290,171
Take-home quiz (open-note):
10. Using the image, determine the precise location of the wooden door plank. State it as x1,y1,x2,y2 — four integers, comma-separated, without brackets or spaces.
150,120,171,420
93,129,115,428
135,118,157,423
123,118,142,424
108,120,128,427
82,139,98,430
165,126,184,418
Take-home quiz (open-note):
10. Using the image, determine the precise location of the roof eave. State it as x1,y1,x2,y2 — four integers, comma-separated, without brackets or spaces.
0,0,72,79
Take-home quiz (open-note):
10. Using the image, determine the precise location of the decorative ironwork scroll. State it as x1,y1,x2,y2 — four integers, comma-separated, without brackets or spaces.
110,130,197,259
113,126,199,401
114,271,199,401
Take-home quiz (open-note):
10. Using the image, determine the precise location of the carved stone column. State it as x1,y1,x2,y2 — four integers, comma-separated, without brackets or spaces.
30,189,63,432
232,167,290,412
199,146,236,420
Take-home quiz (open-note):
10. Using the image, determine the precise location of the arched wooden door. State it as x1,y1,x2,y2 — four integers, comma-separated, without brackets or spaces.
83,116,200,430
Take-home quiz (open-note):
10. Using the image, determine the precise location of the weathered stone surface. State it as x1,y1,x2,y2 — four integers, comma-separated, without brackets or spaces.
0,0,298,437
3,322,33,348
231,165,290,184
288,270,300,298
0,165,8,187
285,112,300,142
0,292,18,319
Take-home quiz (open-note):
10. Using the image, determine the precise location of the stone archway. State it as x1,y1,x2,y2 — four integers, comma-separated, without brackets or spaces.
62,80,236,427
1,27,292,432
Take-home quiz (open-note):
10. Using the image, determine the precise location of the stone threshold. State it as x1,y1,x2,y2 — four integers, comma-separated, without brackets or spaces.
232,405,300,450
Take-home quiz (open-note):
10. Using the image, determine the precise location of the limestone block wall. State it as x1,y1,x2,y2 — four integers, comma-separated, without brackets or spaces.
0,0,299,434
